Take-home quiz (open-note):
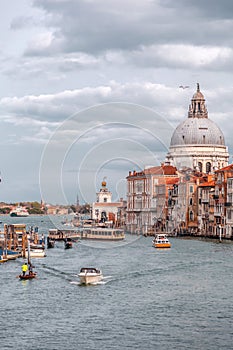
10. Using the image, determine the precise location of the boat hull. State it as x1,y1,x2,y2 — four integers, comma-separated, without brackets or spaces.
154,243,171,248
78,268,103,285
81,228,125,241
25,249,46,258
19,273,37,280
153,234,171,249
78,273,103,285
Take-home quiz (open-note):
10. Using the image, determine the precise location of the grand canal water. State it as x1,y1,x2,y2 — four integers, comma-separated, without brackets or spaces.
1,215,233,350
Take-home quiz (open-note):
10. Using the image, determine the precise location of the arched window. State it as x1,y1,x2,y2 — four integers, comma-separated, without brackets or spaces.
189,211,194,221
101,211,107,222
198,162,202,172
206,162,211,173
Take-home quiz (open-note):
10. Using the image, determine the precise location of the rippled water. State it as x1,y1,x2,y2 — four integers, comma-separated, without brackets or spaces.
1,215,233,350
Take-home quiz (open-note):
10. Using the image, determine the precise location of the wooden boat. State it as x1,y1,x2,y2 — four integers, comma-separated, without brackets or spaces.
18,236,37,280
18,272,37,280
153,234,171,248
78,267,103,285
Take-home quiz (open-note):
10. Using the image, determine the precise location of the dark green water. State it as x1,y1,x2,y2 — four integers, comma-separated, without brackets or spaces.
1,216,233,350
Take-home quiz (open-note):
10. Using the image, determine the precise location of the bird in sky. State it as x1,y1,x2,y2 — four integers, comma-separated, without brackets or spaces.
179,85,190,89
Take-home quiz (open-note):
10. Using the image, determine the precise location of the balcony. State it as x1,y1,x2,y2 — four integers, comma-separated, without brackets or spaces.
202,198,209,204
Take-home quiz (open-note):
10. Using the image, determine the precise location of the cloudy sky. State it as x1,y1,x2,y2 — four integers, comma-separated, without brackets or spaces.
1,0,233,204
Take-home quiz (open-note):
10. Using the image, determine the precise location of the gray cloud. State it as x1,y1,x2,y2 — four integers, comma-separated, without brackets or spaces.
26,0,233,58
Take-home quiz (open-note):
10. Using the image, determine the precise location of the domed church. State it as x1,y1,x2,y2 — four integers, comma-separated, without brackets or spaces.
167,84,229,173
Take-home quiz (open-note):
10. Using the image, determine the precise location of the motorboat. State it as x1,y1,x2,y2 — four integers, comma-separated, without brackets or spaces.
78,267,103,285
25,248,46,258
153,234,171,248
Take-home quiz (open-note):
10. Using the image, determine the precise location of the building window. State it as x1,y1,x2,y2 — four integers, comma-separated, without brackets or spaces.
206,162,211,173
189,211,194,221
190,185,193,194
190,198,193,205
104,197,107,202
198,162,202,172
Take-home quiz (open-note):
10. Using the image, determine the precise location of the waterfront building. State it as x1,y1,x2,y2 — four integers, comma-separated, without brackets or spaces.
126,84,232,237
92,179,124,224
126,163,178,234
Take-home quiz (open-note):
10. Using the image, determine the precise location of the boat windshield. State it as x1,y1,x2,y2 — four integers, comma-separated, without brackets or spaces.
80,268,100,273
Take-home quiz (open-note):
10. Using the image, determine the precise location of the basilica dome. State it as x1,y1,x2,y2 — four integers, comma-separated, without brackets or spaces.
170,117,225,147
167,84,228,173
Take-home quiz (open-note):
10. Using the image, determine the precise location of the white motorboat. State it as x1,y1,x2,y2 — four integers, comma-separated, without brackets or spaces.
78,267,103,285
25,248,46,258
152,234,171,248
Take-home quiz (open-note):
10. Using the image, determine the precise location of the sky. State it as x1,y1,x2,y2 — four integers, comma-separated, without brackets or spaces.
1,0,233,205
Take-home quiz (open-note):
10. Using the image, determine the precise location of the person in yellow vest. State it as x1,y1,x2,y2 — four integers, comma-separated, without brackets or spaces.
21,262,28,276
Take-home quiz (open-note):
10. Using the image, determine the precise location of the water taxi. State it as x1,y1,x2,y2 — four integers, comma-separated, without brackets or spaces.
78,267,103,285
153,234,171,248
81,227,125,241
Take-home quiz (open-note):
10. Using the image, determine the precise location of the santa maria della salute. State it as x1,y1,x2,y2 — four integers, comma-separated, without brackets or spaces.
168,83,228,172
126,84,233,239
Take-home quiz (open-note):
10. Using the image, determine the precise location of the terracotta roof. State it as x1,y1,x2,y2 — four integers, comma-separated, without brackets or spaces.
215,164,233,172
144,164,177,176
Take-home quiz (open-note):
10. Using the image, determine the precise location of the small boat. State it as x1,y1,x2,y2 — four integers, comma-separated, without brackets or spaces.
47,237,55,248
153,234,171,248
64,239,73,249
19,236,37,280
18,272,37,280
0,255,8,263
78,267,103,285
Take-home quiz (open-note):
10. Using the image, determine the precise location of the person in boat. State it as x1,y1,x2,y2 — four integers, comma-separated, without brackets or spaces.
28,262,34,275
21,263,28,276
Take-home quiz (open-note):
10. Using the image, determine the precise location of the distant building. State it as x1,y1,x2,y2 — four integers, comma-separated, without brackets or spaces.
92,180,124,224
